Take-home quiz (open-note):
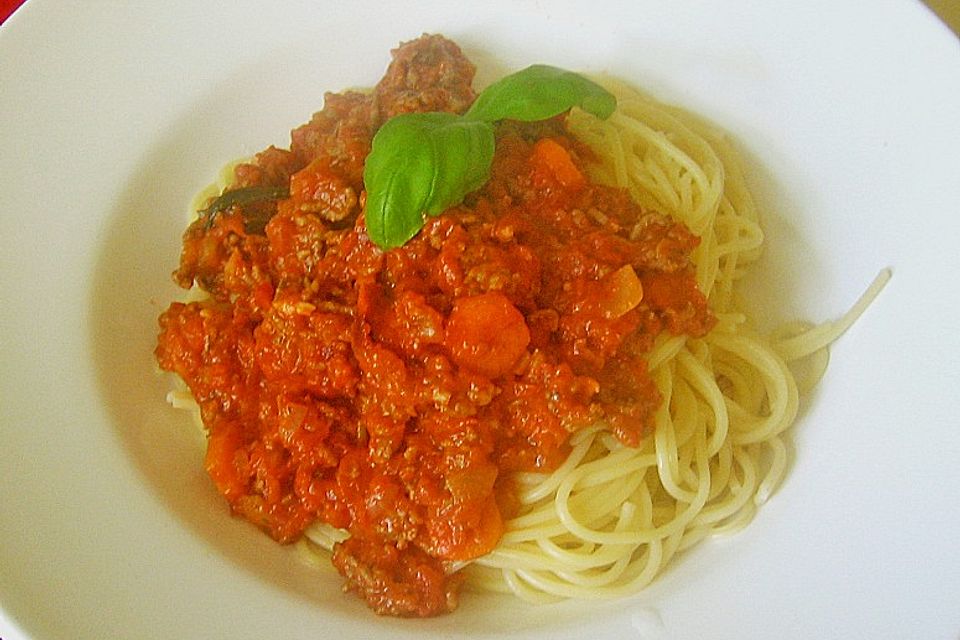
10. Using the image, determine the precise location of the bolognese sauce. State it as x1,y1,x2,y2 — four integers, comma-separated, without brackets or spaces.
155,34,714,616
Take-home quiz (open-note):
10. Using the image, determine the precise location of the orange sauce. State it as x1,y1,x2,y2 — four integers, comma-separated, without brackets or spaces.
155,35,713,616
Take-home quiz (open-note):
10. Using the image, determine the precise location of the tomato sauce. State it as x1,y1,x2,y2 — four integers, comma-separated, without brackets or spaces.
155,35,714,616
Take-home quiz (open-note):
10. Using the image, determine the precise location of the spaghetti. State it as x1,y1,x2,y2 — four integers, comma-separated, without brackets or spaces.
156,36,889,614
303,81,890,602
461,83,890,600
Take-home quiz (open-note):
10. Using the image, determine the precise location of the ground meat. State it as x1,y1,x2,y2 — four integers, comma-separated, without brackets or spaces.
156,35,716,618
374,34,477,119
290,91,377,187
332,536,462,617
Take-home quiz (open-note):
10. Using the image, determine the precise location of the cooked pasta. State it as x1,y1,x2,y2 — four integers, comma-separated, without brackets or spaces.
156,36,888,614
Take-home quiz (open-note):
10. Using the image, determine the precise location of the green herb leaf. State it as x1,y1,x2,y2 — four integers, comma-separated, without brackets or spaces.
464,64,616,123
363,112,494,248
362,65,615,249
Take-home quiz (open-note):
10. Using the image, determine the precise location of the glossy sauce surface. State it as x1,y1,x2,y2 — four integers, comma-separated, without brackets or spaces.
155,35,713,616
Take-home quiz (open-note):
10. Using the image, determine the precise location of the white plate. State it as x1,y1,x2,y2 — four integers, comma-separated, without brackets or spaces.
2,2,959,638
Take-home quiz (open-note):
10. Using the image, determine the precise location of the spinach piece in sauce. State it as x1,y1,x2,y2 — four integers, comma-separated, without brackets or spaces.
199,185,290,230
363,65,616,249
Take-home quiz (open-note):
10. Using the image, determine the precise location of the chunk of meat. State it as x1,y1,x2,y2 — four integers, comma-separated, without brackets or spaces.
374,34,477,119
332,536,463,617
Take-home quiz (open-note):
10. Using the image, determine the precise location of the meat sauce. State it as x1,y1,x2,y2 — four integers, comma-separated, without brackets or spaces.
155,35,714,616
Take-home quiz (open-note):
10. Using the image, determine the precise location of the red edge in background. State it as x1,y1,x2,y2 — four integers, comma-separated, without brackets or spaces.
0,0,26,25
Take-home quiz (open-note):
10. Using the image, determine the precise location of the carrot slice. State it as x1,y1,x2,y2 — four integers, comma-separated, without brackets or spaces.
531,137,585,190
445,292,530,378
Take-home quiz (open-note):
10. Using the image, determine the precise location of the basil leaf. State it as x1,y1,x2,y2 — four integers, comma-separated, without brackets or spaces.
464,64,616,123
362,65,616,249
364,112,494,249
